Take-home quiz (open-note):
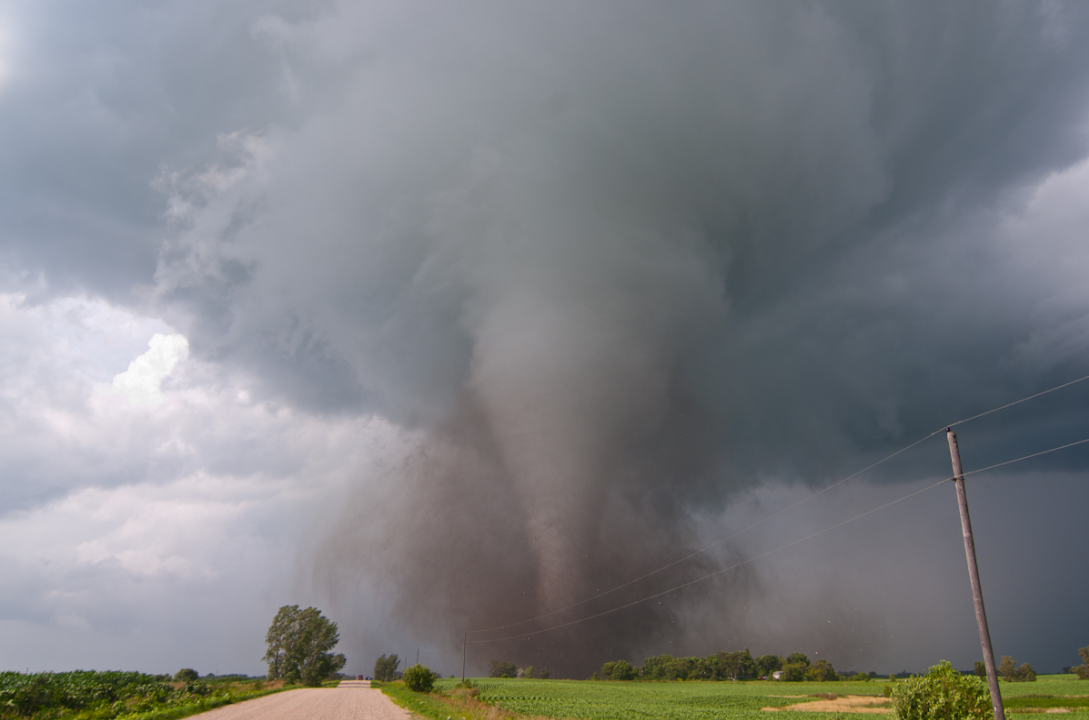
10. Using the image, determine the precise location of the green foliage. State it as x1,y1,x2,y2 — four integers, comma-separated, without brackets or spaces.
0,671,280,720
998,655,1036,682
524,665,534,679
778,663,808,682
488,660,517,679
850,672,871,682
1075,646,1089,679
891,660,991,720
263,605,344,686
716,650,757,680
975,661,987,678
539,668,550,679
403,664,437,693
804,659,838,682
755,655,783,678
374,654,399,682
785,653,810,667
172,670,198,683
600,660,636,681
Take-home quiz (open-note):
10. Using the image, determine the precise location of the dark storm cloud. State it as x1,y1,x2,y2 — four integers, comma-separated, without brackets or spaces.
4,0,1089,677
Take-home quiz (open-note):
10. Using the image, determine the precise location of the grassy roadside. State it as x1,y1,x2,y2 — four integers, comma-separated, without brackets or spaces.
379,681,521,720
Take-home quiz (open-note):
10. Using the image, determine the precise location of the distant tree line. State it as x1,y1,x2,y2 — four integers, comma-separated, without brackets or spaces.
485,651,844,682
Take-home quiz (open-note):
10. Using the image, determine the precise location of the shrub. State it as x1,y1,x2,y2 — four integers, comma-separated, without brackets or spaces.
403,664,435,693
173,669,199,682
891,660,991,720
851,672,871,682
524,665,534,679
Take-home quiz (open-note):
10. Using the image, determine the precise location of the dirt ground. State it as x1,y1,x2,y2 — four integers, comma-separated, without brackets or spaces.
190,685,411,720
763,695,892,713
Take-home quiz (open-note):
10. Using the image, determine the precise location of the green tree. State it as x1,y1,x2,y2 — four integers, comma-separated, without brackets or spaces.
601,660,636,681
756,655,783,678
489,660,517,678
173,669,198,682
998,655,1036,682
263,605,346,686
374,654,399,682
805,659,838,682
974,661,986,678
403,664,436,693
892,660,991,720
524,665,535,679
1076,646,1089,679
786,652,810,667
779,662,808,682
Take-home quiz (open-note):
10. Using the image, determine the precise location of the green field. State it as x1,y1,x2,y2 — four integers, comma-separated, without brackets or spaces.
413,675,1089,720
0,671,286,720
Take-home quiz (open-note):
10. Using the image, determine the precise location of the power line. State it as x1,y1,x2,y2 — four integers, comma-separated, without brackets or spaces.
468,477,949,644
468,429,945,636
960,436,1089,479
465,371,1089,639
947,372,1089,429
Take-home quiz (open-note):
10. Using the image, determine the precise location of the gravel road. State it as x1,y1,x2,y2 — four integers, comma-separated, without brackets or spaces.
190,684,413,720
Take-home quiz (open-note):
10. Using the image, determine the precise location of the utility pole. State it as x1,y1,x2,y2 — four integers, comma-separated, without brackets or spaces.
462,632,467,682
947,428,1005,720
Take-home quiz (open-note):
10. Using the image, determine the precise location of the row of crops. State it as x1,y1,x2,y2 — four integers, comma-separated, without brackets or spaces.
0,671,272,720
428,675,1089,720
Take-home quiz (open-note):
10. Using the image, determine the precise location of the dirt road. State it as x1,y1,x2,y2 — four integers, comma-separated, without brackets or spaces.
191,683,412,720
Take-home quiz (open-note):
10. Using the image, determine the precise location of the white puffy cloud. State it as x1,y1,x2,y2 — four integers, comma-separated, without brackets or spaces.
0,293,408,673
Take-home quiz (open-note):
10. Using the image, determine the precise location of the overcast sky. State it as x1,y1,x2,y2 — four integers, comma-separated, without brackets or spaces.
2,1,1089,679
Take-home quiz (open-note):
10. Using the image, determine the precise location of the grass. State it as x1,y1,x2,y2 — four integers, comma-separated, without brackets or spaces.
373,675,1089,720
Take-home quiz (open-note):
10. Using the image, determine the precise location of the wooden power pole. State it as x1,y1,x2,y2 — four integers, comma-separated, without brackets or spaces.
946,428,1005,720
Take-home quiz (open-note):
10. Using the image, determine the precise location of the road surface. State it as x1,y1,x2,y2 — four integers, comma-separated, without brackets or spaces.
191,682,412,720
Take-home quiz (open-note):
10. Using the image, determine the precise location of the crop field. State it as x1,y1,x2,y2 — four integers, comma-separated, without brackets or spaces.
424,675,1089,720
0,671,281,720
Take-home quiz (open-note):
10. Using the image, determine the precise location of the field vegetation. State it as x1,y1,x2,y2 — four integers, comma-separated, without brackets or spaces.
379,673,1089,720
0,671,284,720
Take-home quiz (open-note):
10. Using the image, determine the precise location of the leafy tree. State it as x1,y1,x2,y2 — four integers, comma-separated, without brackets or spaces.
489,660,517,678
756,655,783,678
173,669,198,682
524,665,535,679
263,605,346,686
786,652,810,667
403,664,436,693
998,656,1036,682
539,668,550,679
640,655,676,680
892,660,991,720
374,654,399,682
779,662,808,682
601,660,636,681
850,672,871,682
805,659,838,682
974,661,986,678
1075,646,1089,680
